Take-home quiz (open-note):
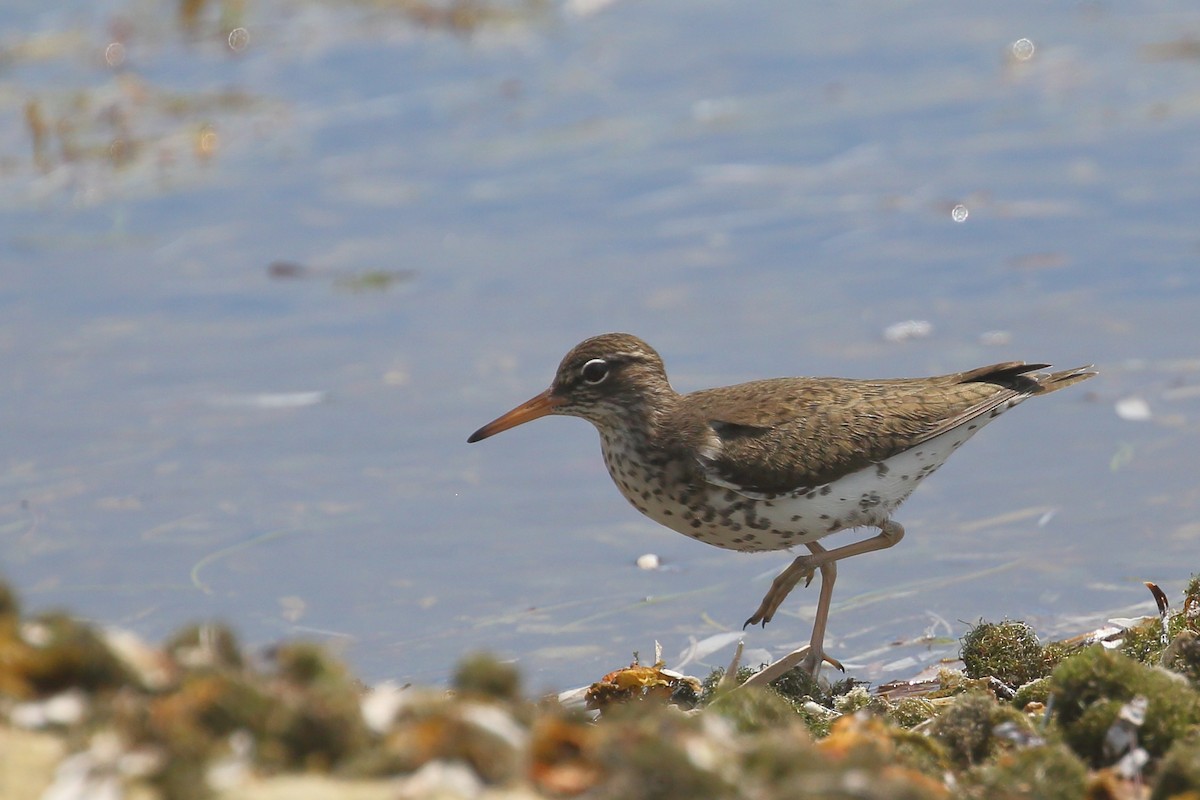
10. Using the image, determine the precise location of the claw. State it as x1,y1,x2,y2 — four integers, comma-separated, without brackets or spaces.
742,615,768,630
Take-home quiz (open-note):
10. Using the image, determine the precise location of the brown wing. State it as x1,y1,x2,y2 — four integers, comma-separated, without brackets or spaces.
675,362,1052,495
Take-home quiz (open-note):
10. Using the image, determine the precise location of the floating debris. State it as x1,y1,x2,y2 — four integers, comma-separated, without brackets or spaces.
1115,396,1153,421
634,553,660,570
333,269,417,293
584,657,701,712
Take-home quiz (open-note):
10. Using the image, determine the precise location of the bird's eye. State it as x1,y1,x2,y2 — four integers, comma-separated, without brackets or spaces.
581,358,609,384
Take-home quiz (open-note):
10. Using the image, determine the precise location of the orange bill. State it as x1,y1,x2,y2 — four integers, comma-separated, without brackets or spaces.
468,388,564,443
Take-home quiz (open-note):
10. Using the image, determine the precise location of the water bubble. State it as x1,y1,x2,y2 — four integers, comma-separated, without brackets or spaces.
227,27,250,52
104,42,126,67
951,204,969,222
1011,38,1035,61
196,125,219,159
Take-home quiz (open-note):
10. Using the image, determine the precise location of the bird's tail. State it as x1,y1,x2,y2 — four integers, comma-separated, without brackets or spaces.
958,361,1097,395
1030,365,1098,394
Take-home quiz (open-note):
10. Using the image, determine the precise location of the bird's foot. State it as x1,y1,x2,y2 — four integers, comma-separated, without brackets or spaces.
742,557,817,629
799,648,845,676
738,643,845,689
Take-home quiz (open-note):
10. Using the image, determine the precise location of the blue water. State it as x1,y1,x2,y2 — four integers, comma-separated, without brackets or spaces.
2,0,1197,689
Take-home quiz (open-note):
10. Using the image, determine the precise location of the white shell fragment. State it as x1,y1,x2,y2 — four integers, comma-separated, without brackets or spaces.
636,553,661,570
1115,396,1152,421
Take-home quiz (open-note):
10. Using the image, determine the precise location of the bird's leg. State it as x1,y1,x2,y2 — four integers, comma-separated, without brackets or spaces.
799,541,837,676
744,520,906,629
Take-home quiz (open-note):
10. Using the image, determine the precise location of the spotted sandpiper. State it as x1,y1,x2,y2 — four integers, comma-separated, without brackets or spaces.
468,333,1095,675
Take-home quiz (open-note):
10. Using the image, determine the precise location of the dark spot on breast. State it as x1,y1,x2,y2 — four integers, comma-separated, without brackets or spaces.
791,515,802,522
820,486,832,496
875,462,889,477
858,498,871,510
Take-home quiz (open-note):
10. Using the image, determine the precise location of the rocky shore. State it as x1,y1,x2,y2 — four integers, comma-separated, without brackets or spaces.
2,576,1199,799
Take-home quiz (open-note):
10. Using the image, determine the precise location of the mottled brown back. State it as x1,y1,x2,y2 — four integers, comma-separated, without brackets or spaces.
667,362,1095,494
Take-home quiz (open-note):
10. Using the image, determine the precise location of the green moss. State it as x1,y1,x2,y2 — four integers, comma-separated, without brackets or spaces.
273,641,353,687
1120,617,1169,664
1183,573,1200,613
1049,645,1200,764
891,697,938,728
935,668,988,697
961,620,1047,688
134,672,271,759
163,622,244,670
1012,677,1052,711
112,634,373,775
706,685,804,734
742,713,951,798
596,707,734,800
452,651,522,702
265,647,371,770
15,612,132,696
962,742,1087,800
767,664,828,706
1151,737,1200,800
0,580,19,622
738,722,819,786
832,685,874,714
890,727,952,777
155,758,211,800
928,691,1034,768
698,665,757,703
1163,630,1200,687
1041,640,1072,673
263,687,371,771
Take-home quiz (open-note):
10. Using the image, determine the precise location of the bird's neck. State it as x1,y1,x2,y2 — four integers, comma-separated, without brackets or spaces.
590,388,679,454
